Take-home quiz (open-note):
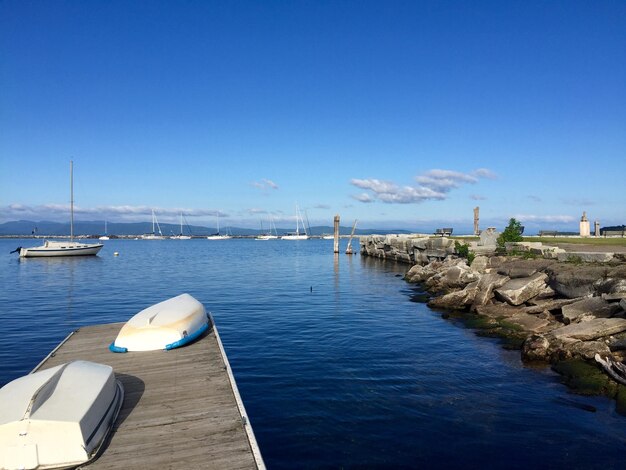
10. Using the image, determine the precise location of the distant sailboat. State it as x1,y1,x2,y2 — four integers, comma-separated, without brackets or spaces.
14,161,104,257
282,205,309,240
99,220,110,240
256,216,279,240
141,210,165,240
207,213,231,240
171,213,192,239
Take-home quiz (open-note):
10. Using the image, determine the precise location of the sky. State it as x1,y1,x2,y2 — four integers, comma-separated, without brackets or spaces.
1,0,625,234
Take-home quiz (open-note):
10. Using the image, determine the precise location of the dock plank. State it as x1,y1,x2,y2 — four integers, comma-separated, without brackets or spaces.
35,322,261,469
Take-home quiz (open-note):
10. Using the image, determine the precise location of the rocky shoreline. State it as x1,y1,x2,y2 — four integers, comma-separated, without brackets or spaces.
360,235,626,413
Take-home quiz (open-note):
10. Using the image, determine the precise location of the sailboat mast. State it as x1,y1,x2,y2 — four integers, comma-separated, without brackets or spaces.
70,160,74,241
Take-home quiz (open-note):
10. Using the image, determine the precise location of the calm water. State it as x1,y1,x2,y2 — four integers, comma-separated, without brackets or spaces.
1,238,625,469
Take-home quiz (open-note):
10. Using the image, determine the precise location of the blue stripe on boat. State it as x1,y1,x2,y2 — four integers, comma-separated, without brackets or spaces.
109,342,128,353
165,322,209,350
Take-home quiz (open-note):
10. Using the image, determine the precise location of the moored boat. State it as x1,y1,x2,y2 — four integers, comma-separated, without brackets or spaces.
109,293,210,352
0,360,124,470
13,161,103,258
19,240,103,258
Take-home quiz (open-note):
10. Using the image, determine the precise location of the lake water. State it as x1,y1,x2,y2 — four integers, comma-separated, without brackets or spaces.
1,238,625,469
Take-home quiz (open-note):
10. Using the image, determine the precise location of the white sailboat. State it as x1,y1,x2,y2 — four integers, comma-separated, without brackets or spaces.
256,216,279,240
171,212,192,239
282,205,309,240
207,213,231,240
141,209,165,240
15,161,104,257
99,220,110,240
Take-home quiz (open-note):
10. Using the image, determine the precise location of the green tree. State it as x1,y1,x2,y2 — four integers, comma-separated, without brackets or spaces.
497,218,524,248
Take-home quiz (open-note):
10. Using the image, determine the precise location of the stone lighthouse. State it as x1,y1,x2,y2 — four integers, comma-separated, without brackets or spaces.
579,212,590,237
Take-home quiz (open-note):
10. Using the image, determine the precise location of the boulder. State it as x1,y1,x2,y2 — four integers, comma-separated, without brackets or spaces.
533,285,556,300
428,282,479,310
410,238,429,250
546,265,611,298
538,246,567,259
426,237,454,250
561,297,619,324
567,341,612,361
405,264,432,283
594,278,626,295
524,297,583,314
550,318,626,341
442,265,479,289
557,252,615,263
495,272,548,306
470,255,489,274
609,338,626,352
522,335,551,361
471,273,510,309
496,259,556,279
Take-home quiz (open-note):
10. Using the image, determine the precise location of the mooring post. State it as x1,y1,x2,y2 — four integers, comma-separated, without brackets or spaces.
333,214,340,253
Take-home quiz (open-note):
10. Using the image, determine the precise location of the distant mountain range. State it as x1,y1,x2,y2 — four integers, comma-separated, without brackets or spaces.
0,220,412,237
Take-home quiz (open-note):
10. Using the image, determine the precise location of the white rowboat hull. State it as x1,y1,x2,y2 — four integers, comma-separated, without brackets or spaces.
110,293,210,352
0,360,123,470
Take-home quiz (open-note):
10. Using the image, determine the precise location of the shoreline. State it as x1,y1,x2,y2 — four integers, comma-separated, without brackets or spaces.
360,234,626,414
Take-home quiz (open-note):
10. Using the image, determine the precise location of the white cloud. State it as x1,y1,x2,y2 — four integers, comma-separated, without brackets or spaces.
314,204,331,209
470,194,486,201
351,192,374,203
350,168,496,204
247,208,268,215
0,204,226,222
252,178,279,191
472,168,497,179
512,214,577,223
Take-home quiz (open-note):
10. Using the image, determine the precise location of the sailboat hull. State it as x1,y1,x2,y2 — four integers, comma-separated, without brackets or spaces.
281,235,308,240
20,241,104,258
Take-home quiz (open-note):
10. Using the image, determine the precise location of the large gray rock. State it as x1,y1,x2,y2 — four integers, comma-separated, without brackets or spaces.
472,273,510,309
557,252,615,263
470,255,489,274
524,297,582,314
495,272,548,306
561,297,618,324
426,237,454,250
522,335,551,361
546,265,611,298
550,318,626,341
478,228,499,247
410,238,429,250
428,282,479,310
497,259,556,279
442,265,479,289
594,278,626,295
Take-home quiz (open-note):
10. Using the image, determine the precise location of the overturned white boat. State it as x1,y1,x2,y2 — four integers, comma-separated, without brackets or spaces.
109,293,210,353
0,360,123,470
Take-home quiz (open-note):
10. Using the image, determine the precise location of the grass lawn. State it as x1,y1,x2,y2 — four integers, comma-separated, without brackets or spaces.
523,237,626,246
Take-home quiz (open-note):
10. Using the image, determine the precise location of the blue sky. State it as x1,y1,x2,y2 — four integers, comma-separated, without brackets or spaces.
1,0,625,233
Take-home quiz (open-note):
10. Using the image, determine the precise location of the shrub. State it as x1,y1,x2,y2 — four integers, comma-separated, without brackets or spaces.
454,241,475,265
497,218,524,248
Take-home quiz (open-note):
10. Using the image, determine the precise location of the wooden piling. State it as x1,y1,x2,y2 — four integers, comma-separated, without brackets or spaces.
333,214,340,253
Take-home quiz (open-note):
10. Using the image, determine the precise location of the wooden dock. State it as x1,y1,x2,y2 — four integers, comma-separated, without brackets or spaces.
32,321,265,469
